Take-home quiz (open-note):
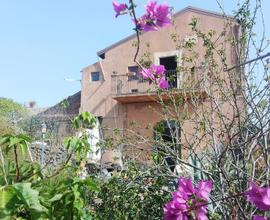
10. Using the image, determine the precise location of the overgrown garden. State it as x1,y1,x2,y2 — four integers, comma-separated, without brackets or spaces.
0,0,270,219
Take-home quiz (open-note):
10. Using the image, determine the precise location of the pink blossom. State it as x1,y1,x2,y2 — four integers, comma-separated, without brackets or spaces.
140,64,169,89
112,1,128,17
153,64,166,75
164,178,213,220
245,181,270,211
140,67,155,80
195,180,213,201
143,64,166,79
146,1,157,15
137,1,171,32
253,216,269,220
158,77,169,89
163,199,188,220
154,3,172,27
178,178,195,195
137,14,158,31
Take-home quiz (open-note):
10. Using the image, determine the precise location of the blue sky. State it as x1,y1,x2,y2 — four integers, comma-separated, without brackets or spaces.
0,0,269,107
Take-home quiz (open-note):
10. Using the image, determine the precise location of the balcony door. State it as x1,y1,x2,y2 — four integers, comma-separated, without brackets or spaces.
159,56,177,88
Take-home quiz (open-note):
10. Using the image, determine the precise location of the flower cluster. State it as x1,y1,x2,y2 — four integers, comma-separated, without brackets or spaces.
253,216,269,220
245,181,270,220
112,1,128,18
136,1,172,32
163,178,212,220
140,64,169,89
245,181,270,211
112,1,171,32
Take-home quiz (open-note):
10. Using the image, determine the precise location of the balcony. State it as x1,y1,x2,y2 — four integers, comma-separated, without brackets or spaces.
111,70,207,103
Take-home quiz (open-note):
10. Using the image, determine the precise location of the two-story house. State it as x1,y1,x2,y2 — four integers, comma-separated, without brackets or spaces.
80,6,242,166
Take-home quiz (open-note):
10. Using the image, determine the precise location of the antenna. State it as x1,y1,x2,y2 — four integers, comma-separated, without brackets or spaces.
64,78,81,82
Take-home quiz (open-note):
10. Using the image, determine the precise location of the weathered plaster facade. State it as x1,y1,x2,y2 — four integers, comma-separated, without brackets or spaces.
80,7,242,162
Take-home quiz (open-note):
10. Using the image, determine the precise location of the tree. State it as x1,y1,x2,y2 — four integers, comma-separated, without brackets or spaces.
0,98,29,135
109,1,270,219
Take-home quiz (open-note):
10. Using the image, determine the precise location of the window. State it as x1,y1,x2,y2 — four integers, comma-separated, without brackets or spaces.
154,50,181,88
91,72,100,82
153,120,181,171
127,66,139,81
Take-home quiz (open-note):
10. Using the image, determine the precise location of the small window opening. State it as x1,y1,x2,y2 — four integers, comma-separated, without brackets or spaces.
128,66,139,81
91,72,100,82
131,89,138,93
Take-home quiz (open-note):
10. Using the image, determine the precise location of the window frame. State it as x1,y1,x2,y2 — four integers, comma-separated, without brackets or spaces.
154,50,182,88
91,72,101,82
127,66,139,81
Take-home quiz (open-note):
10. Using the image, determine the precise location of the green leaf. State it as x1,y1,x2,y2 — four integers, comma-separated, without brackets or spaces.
0,134,31,156
0,136,9,145
81,111,90,121
82,178,100,192
12,183,47,217
48,193,63,202
19,142,28,156
9,137,21,148
0,185,18,209
0,186,20,219
17,134,32,143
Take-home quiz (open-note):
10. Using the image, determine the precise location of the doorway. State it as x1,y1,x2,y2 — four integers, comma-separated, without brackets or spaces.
159,56,177,88
153,120,181,171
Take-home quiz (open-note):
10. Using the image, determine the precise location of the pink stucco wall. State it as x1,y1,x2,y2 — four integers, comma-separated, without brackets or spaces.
80,7,242,157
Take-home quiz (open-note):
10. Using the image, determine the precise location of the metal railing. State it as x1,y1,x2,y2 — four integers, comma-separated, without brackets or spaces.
111,70,206,96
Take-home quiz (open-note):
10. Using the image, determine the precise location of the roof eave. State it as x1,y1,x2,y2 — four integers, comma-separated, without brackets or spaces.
96,6,236,58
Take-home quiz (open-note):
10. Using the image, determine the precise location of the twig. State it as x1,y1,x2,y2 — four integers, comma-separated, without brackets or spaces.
45,153,73,179
14,146,20,182
226,52,270,71
0,148,8,185
129,0,141,63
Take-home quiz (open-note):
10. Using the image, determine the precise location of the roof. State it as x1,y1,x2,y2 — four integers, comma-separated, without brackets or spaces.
80,61,100,72
97,6,235,58
38,91,81,117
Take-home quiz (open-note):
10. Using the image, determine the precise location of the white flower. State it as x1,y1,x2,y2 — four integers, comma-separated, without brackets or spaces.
183,35,198,47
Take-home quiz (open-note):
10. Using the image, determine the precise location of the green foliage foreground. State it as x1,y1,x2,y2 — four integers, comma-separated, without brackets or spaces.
89,164,173,220
0,112,176,220
0,113,99,220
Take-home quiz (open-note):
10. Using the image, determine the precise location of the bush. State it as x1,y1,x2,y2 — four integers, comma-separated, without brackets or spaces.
90,163,175,220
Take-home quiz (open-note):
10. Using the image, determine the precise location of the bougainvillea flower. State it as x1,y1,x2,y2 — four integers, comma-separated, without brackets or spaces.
195,180,213,201
112,1,128,17
137,1,171,32
140,67,155,80
164,178,213,220
253,216,268,220
153,64,166,75
178,178,195,195
163,199,188,220
154,3,172,27
140,64,162,80
146,1,157,15
158,77,170,89
245,181,270,211
140,64,169,89
193,205,209,220
137,14,158,31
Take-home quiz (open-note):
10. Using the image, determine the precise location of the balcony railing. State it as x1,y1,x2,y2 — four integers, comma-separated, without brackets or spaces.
111,70,207,103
